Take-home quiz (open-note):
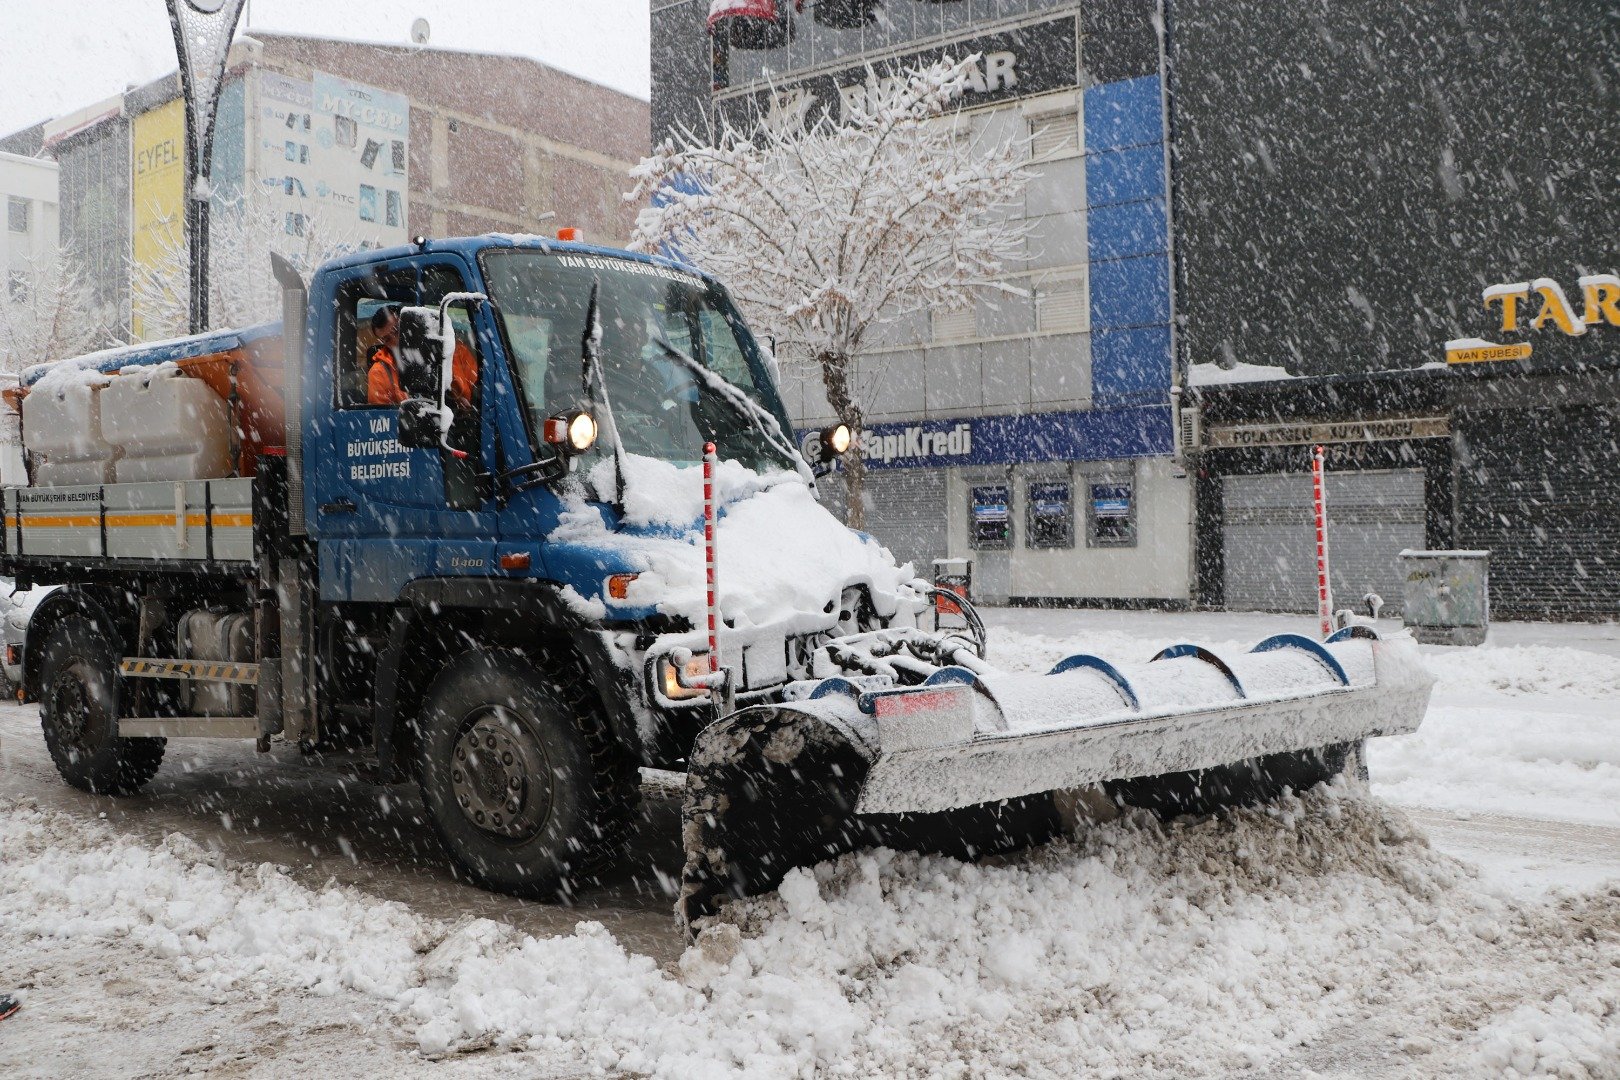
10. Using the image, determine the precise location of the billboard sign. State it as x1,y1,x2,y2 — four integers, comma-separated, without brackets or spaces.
807,404,1173,470
717,15,1078,126
252,70,409,246
130,98,187,340
313,72,409,238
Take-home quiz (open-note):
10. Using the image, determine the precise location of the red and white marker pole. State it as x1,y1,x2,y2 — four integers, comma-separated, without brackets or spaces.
703,441,721,677
702,441,736,713
1312,444,1333,638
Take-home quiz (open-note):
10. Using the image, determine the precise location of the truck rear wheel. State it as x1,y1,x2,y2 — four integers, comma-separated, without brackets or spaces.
414,649,638,900
38,616,166,795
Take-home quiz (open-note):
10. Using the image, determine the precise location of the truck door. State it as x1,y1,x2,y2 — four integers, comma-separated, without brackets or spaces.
310,257,503,602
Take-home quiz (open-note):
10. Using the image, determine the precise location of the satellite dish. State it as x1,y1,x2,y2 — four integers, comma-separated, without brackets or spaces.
410,17,431,45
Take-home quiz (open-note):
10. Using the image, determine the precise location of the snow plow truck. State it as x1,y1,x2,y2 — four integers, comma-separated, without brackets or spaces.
0,235,1433,925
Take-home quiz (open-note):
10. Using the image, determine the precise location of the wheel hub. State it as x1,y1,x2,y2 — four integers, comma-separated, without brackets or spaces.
450,709,552,839
48,667,92,748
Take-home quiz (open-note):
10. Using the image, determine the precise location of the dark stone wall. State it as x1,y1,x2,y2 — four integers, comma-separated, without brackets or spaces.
1169,0,1620,376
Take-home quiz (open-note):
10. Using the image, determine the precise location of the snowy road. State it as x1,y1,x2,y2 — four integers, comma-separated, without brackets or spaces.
1,608,1616,1077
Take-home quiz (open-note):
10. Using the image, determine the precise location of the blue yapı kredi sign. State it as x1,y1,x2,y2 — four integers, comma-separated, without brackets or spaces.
799,405,1173,470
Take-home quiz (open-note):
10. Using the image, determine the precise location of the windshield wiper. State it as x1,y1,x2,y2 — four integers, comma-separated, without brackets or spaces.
583,281,628,505
646,331,811,480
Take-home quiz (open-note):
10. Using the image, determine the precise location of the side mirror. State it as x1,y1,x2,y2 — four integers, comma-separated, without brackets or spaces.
396,308,444,399
397,397,446,450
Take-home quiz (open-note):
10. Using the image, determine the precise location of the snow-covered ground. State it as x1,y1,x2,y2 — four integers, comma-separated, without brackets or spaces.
2,609,1617,1078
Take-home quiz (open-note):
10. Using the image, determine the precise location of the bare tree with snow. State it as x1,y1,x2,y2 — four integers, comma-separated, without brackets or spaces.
0,253,113,375
129,190,369,338
628,55,1031,528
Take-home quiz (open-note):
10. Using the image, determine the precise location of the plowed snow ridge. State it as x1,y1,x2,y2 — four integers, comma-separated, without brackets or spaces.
3,790,1616,1079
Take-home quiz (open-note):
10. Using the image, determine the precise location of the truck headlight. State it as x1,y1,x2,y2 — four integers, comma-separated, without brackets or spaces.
659,653,711,701
543,410,597,454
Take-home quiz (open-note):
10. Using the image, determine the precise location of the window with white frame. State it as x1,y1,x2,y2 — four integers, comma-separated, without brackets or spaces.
7,197,29,234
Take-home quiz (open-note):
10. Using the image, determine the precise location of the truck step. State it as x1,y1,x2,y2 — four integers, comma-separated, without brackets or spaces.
118,716,260,739
120,658,260,684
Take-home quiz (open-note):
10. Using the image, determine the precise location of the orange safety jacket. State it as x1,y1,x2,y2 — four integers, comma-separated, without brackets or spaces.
367,346,407,406
367,343,478,407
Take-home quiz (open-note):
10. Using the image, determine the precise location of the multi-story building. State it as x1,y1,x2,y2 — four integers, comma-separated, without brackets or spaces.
656,0,1188,607
1,32,650,343
653,0,1618,617
0,150,60,306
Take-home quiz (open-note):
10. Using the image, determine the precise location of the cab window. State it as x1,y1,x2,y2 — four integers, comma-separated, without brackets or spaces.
335,268,414,408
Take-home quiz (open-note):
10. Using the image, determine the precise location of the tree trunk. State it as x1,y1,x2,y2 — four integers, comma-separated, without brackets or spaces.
818,349,866,531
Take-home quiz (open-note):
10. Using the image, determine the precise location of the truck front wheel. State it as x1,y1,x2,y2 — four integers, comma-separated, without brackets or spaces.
38,616,166,794
414,650,638,900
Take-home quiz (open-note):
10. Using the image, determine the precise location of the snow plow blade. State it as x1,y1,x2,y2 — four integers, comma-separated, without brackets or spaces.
679,629,1433,926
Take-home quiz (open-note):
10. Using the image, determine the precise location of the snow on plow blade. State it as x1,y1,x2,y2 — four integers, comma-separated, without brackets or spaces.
679,629,1434,926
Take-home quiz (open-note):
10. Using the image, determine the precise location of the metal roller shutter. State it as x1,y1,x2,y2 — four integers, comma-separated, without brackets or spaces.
1222,469,1425,616
818,468,948,575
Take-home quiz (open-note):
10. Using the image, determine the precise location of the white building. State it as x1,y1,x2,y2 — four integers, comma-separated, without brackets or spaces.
0,150,61,303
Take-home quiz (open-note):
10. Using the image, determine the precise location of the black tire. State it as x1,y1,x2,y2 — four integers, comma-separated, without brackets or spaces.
38,616,165,795
1105,740,1363,819
414,649,639,900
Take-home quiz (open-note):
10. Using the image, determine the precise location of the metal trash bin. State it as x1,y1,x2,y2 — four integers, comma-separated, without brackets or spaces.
1400,549,1490,646
932,557,972,618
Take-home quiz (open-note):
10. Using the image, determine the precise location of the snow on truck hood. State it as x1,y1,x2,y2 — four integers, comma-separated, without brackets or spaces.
549,456,917,631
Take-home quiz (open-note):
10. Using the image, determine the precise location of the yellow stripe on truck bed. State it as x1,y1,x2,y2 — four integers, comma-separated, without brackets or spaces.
12,514,102,528
8,512,252,528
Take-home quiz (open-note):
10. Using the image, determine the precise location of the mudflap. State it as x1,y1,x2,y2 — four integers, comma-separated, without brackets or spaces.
679,703,1062,929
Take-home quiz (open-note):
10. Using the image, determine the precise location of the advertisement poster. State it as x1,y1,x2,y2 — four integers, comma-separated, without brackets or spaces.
130,98,186,341
312,71,409,242
253,71,315,239
252,69,409,247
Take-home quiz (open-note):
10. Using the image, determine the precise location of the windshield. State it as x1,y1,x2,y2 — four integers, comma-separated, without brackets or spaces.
481,250,799,474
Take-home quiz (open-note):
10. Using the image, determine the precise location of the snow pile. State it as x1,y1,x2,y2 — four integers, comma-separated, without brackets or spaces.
1423,643,1620,702
1473,990,1620,1078
5,790,1617,1077
553,455,915,631
1188,360,1296,386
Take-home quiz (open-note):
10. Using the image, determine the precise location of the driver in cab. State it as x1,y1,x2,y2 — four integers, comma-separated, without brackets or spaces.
367,305,478,408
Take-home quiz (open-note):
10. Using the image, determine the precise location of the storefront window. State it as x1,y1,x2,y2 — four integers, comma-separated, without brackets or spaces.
1087,479,1136,547
1026,479,1073,548
970,484,1012,550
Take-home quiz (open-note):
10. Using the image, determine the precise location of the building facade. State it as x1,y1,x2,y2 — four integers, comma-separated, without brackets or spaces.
2,33,650,344
1175,0,1619,620
654,0,1619,616
0,151,61,306
654,0,1190,606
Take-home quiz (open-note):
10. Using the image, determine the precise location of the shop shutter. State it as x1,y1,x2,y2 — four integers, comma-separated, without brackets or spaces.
818,469,948,573
1221,468,1425,616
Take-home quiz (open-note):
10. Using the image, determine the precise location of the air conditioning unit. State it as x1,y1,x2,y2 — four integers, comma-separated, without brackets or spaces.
1178,405,1202,452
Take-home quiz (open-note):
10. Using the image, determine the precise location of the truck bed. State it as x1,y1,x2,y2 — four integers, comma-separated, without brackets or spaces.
3,477,257,569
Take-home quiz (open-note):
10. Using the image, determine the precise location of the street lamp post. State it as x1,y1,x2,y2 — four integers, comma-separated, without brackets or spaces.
164,0,247,334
